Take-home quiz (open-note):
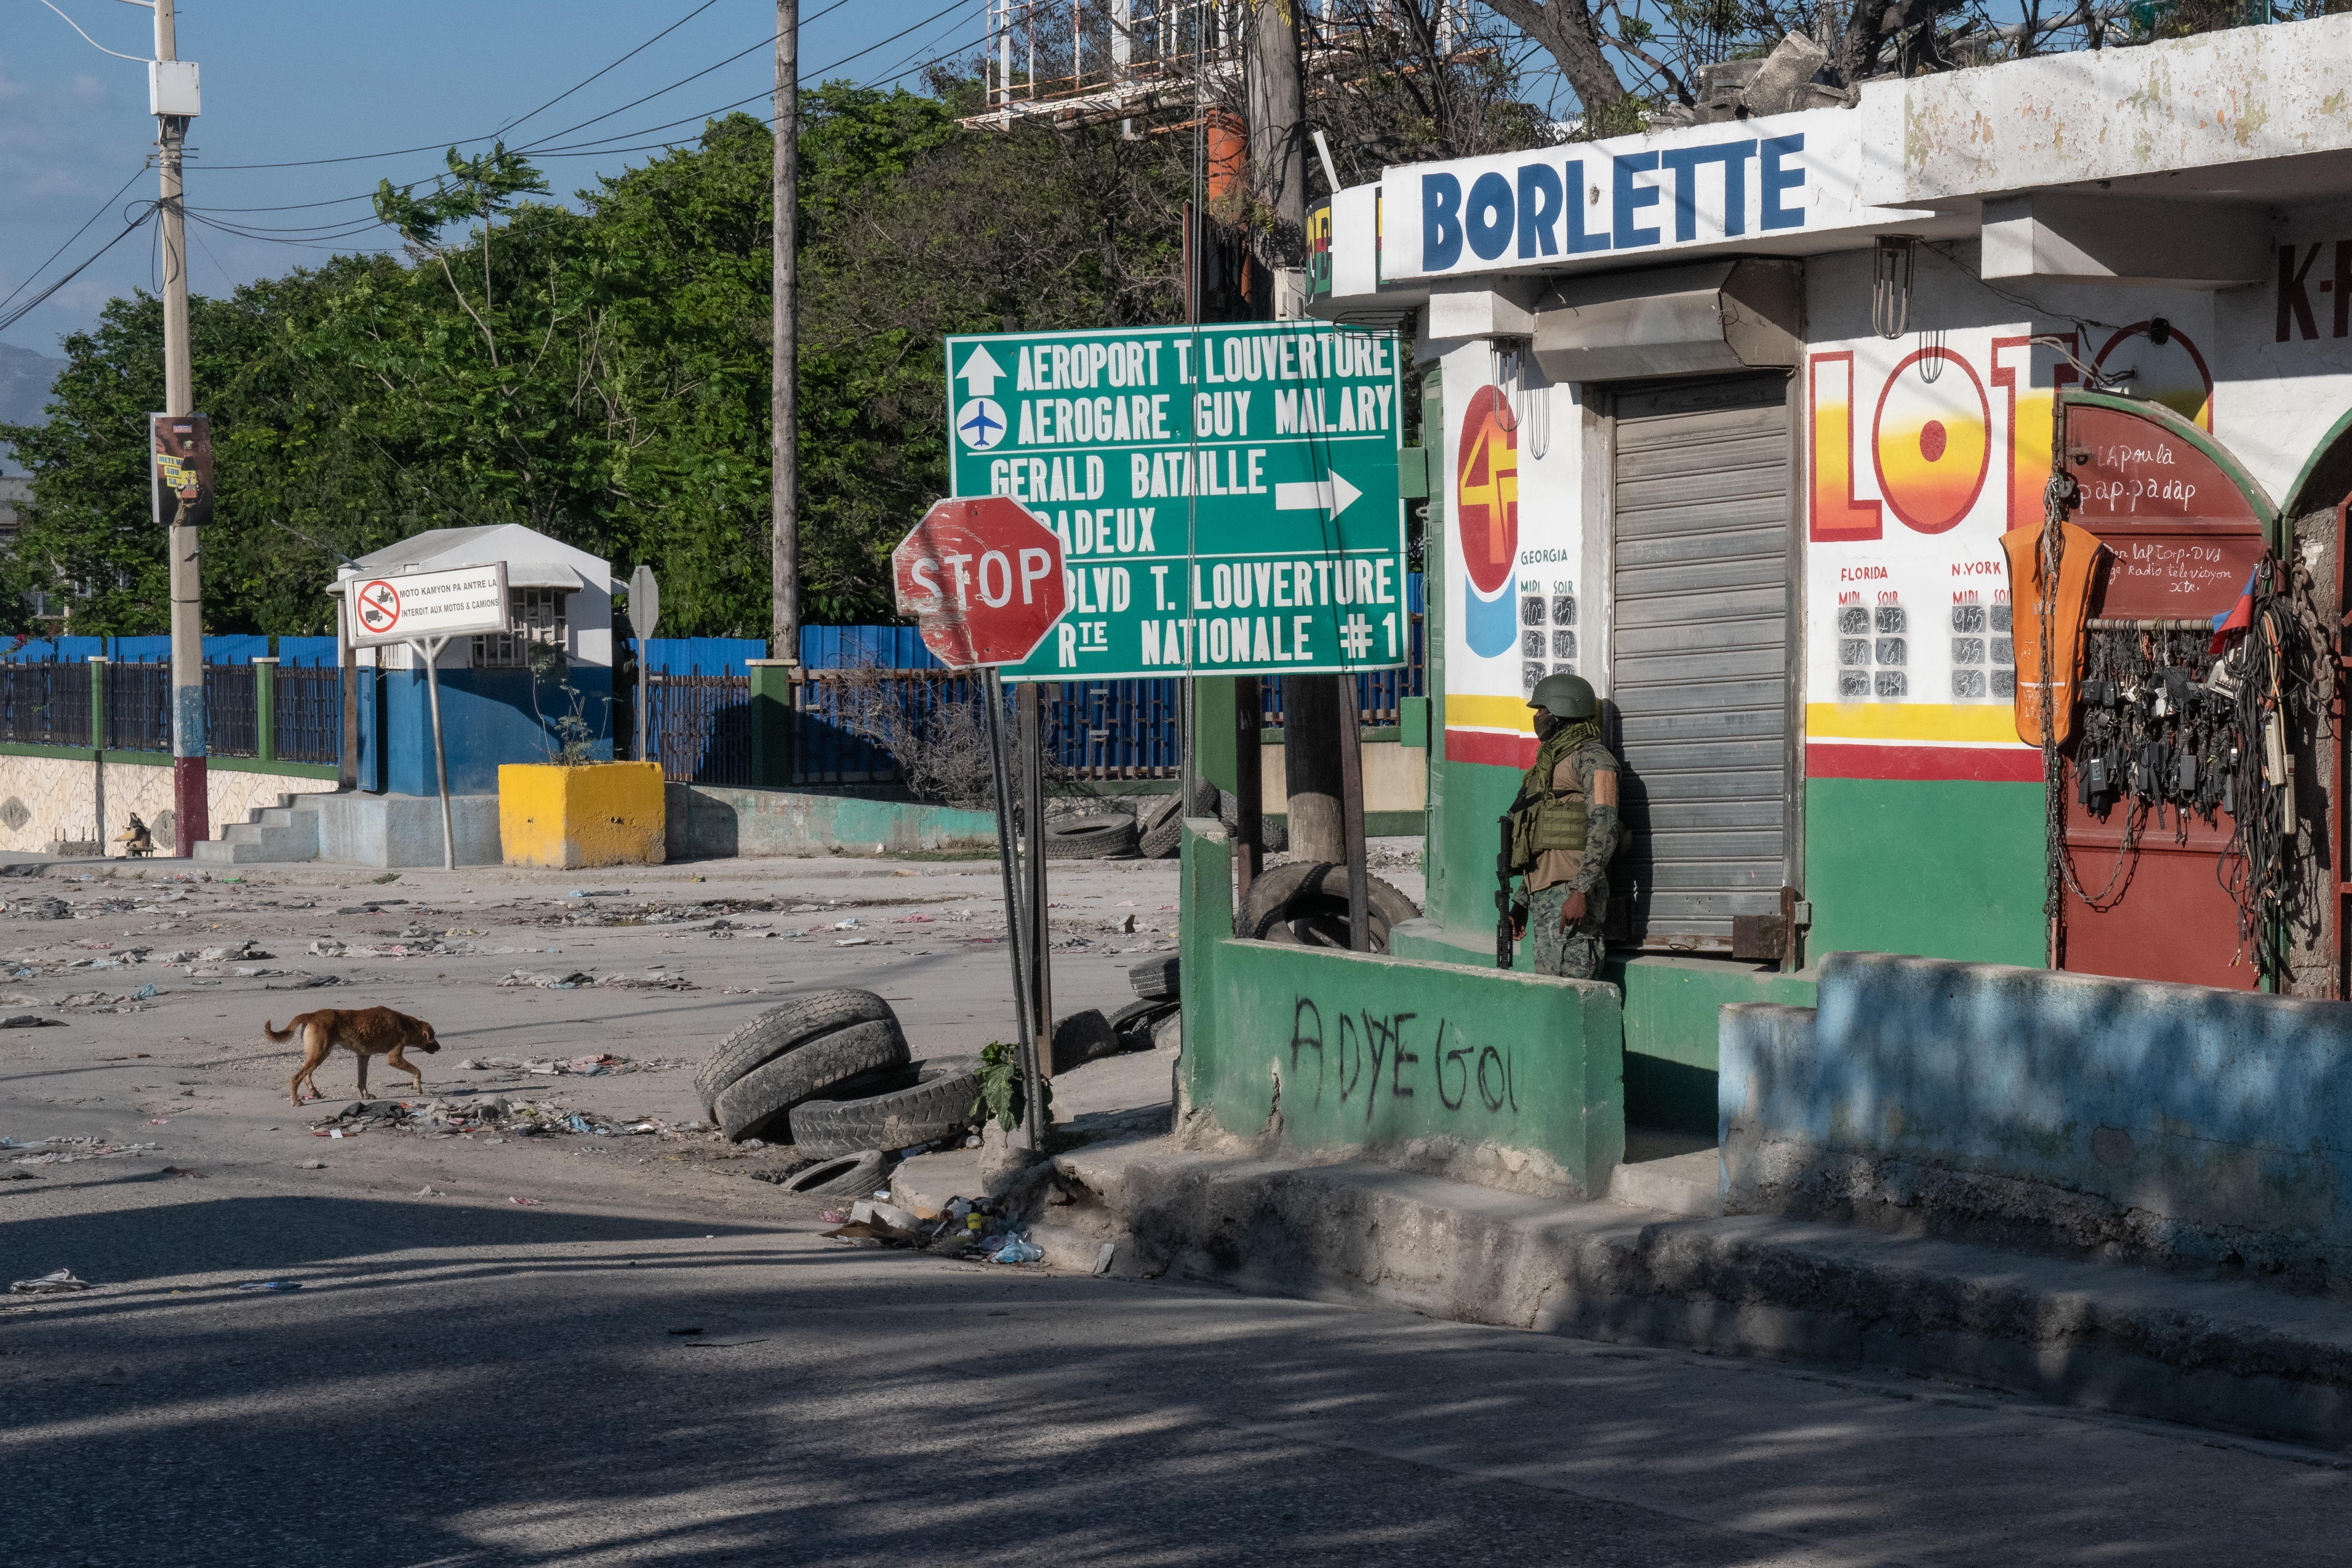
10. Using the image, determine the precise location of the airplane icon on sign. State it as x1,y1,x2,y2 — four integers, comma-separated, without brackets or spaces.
956,397,1007,451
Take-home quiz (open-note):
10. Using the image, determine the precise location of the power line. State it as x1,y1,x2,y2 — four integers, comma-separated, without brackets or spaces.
0,162,154,319
183,5,984,226
491,0,724,140
0,202,160,336
187,1,841,174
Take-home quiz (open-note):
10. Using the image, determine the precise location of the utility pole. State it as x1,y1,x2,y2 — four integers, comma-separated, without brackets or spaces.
155,0,206,857
1243,0,1345,863
771,0,799,666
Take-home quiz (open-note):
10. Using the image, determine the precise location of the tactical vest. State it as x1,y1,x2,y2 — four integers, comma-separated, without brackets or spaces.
1509,725,1591,873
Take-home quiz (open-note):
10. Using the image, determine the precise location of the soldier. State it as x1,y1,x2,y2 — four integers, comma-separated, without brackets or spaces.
1508,673,1622,981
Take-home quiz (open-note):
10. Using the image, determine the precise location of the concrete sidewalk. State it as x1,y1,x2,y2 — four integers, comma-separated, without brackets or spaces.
896,1119,2352,1452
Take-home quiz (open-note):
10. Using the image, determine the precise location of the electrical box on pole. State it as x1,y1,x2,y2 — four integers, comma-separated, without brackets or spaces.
147,60,199,116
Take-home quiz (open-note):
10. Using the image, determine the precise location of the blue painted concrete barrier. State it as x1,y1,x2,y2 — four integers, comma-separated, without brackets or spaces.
1721,952,2352,1292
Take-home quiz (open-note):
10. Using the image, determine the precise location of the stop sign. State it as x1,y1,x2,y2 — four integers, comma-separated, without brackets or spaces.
892,497,1067,669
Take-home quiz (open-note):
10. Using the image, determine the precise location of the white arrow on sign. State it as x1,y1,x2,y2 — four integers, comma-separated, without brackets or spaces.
958,345,1005,397
1274,471,1363,518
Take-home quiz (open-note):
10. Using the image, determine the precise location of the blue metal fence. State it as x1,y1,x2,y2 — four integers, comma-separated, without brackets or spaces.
5,635,314,664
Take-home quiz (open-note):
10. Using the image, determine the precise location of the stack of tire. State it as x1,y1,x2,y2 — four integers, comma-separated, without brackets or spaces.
1031,785,1275,862
1238,862,1420,953
1116,954,1181,1047
695,989,983,1188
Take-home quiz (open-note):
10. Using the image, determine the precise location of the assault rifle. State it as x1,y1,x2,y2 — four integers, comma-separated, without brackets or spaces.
1496,813,1522,970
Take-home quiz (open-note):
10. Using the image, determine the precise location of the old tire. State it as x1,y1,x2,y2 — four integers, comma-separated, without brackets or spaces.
695,989,898,1115
715,1019,910,1142
783,1150,890,1197
1216,788,1287,852
787,1057,984,1160
1050,1008,1118,1073
1109,997,1177,1051
1239,861,1420,954
1137,794,1183,858
1042,814,1139,860
1128,954,1179,1002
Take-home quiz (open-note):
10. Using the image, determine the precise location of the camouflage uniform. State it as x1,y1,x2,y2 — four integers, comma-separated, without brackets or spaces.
1517,729,1622,982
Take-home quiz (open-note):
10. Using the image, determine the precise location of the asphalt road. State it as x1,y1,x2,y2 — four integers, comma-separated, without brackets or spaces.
4,851,2347,1566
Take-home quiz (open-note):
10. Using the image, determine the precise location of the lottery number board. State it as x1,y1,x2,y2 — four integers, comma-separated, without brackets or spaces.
945,320,1408,683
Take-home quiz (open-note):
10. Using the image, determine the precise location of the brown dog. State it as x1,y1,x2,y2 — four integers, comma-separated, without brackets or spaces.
268,1007,442,1105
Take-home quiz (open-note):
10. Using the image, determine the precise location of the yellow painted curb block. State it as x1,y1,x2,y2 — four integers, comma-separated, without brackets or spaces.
499,761,667,868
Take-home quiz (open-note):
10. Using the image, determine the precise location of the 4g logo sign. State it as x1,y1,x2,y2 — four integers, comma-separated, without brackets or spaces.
1807,326,2215,544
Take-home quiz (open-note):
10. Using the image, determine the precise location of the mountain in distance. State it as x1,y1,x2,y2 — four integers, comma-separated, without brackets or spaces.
0,341,66,474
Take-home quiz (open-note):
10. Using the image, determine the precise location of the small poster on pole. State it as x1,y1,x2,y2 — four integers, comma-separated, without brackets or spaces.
149,413,214,529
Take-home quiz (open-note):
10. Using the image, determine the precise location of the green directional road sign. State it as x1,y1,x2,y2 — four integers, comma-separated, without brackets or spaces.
945,320,1407,683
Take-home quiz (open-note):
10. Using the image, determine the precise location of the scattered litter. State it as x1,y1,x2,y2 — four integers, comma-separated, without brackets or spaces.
498,969,597,989
835,937,873,948
8,1137,158,1166
831,918,861,929
597,970,698,990
568,889,630,898
131,983,157,1000
198,940,271,962
11,1269,93,1294
415,1186,444,1197
507,1196,545,1207
1094,1242,1116,1275
1,1015,63,1029
991,1237,1044,1265
57,991,151,1013
157,1166,206,1179
307,939,346,957
265,974,343,990
237,1280,302,1292
298,1159,326,1169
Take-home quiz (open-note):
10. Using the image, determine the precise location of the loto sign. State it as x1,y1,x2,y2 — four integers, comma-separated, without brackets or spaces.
891,497,1067,669
346,562,511,648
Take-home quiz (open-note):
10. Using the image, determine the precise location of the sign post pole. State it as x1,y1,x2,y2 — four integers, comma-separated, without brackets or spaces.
627,565,661,765
1018,682,1053,1078
417,635,456,872
983,669,1043,1154
1338,691,1369,950
891,495,1071,1155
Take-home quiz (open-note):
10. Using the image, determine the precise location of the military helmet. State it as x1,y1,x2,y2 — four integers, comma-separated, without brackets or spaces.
1528,672,1599,720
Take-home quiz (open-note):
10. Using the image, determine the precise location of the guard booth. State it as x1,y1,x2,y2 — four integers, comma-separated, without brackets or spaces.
332,524,619,796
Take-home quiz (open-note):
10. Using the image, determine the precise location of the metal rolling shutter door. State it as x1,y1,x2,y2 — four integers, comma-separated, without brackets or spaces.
1609,376,1790,945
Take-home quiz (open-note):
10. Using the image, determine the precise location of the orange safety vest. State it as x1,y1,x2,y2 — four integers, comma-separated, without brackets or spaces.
2000,520,2104,748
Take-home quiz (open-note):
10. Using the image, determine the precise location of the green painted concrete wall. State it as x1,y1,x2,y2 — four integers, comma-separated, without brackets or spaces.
1802,778,2047,969
664,783,998,859
1389,916,1813,1134
1182,821,1625,1197
1426,753,1520,936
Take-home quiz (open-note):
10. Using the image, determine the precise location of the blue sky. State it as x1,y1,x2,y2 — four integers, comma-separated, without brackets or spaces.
0,0,992,356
